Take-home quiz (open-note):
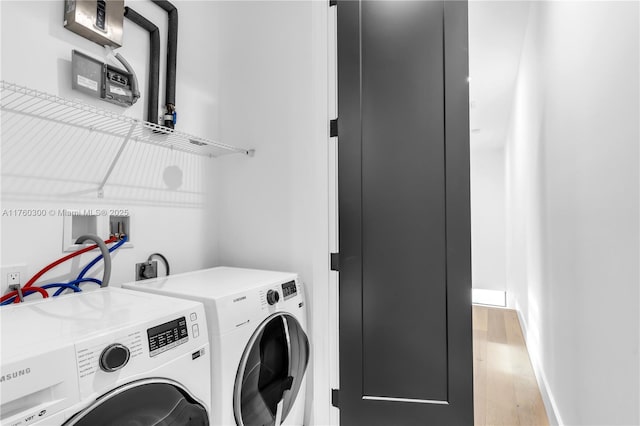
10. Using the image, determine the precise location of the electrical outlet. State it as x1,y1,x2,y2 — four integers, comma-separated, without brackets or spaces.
1,264,28,295
136,261,157,281
7,272,20,286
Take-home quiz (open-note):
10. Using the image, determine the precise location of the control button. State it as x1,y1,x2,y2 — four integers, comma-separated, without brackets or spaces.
192,324,199,338
99,343,130,372
190,312,197,321
266,289,280,305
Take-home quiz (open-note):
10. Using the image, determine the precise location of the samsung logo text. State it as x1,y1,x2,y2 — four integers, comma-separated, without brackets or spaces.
0,368,31,382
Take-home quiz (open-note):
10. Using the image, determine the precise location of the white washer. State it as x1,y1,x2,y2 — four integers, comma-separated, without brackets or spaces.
0,288,211,426
123,267,310,426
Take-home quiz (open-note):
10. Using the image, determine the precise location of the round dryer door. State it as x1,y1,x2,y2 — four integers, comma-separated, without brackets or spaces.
64,379,209,426
234,313,309,426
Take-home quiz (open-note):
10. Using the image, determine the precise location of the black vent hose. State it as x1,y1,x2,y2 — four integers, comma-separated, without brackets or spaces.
151,0,178,129
124,7,160,124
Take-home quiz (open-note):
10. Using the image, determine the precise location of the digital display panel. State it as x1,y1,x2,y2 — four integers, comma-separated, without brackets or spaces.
147,316,188,357
281,280,297,300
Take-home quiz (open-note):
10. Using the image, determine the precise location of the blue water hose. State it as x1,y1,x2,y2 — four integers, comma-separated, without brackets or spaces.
52,277,103,297
0,278,103,305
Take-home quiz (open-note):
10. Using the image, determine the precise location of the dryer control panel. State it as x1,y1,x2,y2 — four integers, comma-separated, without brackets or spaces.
281,280,297,301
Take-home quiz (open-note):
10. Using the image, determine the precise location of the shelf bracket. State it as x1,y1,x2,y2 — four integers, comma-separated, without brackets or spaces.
98,122,137,198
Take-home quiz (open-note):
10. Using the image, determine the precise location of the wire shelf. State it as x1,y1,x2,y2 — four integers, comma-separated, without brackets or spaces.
0,80,253,158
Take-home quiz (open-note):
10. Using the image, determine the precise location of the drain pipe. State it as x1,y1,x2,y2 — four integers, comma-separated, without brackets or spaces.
124,6,160,125
151,0,178,129
75,235,111,287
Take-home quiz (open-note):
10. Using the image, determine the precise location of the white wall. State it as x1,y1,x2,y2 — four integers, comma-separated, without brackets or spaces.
0,1,229,288
468,0,529,150
505,2,640,424
211,2,331,423
468,1,528,295
470,146,506,292
214,1,315,276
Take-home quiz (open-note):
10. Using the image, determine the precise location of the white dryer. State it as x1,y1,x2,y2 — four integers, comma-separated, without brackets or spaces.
123,267,309,426
0,288,211,426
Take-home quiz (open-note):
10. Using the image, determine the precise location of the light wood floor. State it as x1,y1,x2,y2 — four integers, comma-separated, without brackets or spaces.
473,305,549,426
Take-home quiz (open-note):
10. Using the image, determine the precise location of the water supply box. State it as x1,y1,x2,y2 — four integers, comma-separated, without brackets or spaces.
64,0,124,48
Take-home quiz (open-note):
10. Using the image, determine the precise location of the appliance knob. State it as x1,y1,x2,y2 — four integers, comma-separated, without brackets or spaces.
267,289,280,305
99,343,130,372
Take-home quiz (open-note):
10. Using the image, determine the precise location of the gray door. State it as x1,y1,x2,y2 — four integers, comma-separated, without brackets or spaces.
336,1,473,424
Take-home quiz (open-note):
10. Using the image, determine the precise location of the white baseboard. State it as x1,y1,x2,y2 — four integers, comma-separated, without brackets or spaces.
472,288,506,306
514,306,565,426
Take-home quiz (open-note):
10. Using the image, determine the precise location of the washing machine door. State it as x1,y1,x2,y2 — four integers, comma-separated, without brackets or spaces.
234,313,309,426
64,378,209,426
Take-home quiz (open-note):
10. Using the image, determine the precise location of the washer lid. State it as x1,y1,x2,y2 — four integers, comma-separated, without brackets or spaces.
234,313,309,426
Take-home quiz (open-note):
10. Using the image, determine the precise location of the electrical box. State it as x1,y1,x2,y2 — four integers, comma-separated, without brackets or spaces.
72,50,135,107
64,0,124,47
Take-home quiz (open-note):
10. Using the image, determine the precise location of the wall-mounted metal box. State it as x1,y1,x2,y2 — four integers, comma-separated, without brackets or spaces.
64,0,124,47
72,50,135,107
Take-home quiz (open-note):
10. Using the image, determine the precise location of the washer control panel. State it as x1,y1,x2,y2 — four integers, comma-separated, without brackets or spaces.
147,316,188,357
281,280,297,301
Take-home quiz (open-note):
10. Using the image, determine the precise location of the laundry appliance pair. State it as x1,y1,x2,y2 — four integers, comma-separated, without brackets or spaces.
123,266,310,426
